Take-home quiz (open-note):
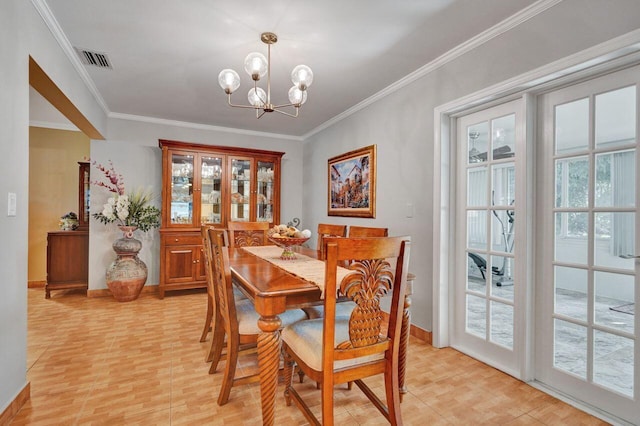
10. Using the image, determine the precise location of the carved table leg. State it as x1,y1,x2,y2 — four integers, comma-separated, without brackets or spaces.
257,315,282,426
399,273,414,402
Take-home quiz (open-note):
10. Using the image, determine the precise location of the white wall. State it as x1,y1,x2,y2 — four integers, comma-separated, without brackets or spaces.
0,0,30,413
88,118,304,291
0,0,107,415
302,0,640,331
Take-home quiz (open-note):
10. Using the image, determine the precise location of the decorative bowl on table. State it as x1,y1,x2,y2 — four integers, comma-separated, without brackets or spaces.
267,225,312,260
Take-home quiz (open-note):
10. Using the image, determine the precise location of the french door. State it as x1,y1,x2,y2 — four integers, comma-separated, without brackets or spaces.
453,99,527,377
537,65,639,424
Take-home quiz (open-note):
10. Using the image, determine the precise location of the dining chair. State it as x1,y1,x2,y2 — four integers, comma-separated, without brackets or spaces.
281,236,411,425
207,228,308,405
200,226,249,363
316,223,347,258
205,221,272,371
302,224,352,322
227,221,269,248
347,225,389,237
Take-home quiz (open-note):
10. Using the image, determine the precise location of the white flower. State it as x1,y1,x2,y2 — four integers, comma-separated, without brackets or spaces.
114,195,130,222
102,205,115,220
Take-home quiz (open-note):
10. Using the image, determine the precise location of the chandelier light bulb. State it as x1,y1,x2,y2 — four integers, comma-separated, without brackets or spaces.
291,65,313,91
218,69,241,94
244,52,268,81
248,87,267,107
288,86,307,106
219,32,311,118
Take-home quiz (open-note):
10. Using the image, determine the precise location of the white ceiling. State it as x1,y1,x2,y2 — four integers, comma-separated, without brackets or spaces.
39,0,539,138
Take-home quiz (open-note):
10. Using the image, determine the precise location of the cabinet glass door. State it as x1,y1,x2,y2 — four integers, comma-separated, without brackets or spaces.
78,162,90,229
200,155,223,225
230,158,251,222
257,160,275,223
170,153,194,225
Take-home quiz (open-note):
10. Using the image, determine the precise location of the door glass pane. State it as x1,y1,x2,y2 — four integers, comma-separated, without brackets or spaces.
492,114,516,160
594,330,634,397
555,157,589,208
257,160,275,222
200,156,222,225
554,266,587,321
594,271,635,333
554,319,587,379
230,159,250,222
594,212,635,270
555,212,588,264
467,252,487,292
555,98,589,154
467,167,487,207
492,163,515,206
595,86,636,150
468,122,489,164
595,150,636,208
467,210,487,250
490,255,514,301
466,294,486,338
492,210,515,253
490,301,513,349
170,153,194,224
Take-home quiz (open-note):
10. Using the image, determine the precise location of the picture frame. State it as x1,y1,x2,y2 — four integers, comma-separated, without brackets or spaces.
327,145,376,218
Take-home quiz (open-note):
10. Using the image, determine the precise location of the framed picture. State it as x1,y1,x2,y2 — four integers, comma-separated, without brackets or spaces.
327,145,376,218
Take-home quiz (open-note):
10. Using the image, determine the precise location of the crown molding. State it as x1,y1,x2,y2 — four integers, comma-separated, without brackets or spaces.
302,0,563,140
30,0,110,115
108,113,304,141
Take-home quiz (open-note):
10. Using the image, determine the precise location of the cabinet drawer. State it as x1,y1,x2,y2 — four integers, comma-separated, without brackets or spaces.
163,234,202,246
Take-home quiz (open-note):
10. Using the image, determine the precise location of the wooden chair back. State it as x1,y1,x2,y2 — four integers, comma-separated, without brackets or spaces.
227,221,269,248
347,225,389,237
282,235,411,425
199,226,216,342
316,223,347,258
201,226,231,372
207,228,239,342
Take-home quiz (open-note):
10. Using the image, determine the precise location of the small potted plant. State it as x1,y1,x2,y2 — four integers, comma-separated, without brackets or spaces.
59,212,79,230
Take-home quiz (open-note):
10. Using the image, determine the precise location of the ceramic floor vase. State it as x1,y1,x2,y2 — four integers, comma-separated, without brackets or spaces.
106,226,147,302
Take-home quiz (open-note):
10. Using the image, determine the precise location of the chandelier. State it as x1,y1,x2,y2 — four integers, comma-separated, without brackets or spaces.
217,32,313,119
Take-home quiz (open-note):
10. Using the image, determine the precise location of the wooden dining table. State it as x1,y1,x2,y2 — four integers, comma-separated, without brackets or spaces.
228,245,414,426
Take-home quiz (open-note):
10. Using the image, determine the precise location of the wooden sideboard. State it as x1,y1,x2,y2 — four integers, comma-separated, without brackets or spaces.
45,230,89,298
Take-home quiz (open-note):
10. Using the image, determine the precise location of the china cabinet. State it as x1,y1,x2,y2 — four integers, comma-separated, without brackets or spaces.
158,139,283,297
77,161,90,230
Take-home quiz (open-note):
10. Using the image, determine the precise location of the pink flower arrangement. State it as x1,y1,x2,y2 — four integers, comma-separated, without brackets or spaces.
90,159,125,195
89,159,161,233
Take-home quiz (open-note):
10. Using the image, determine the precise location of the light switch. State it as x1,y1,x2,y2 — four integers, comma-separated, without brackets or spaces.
7,192,16,216
406,202,413,218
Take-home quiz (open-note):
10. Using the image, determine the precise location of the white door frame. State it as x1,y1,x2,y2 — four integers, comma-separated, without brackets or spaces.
432,30,640,356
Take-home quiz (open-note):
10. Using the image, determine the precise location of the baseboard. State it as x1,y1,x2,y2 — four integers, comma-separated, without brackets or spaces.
87,284,159,298
410,325,432,345
0,382,30,425
380,311,432,345
27,280,46,289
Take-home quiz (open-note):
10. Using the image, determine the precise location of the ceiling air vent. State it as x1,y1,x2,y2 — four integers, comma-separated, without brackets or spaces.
75,48,112,69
